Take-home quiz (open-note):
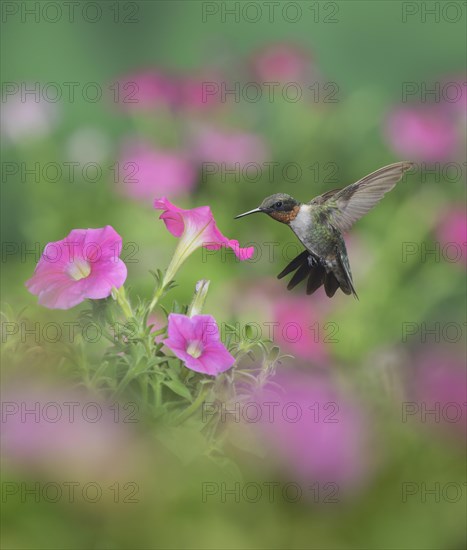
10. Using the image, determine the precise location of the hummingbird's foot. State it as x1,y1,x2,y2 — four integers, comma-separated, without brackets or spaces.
307,255,319,268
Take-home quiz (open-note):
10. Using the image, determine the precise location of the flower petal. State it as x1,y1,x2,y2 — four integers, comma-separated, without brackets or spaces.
196,343,235,375
82,225,123,262
165,313,196,352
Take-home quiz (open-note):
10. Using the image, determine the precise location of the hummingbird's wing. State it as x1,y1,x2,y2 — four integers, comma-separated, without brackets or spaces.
309,162,413,233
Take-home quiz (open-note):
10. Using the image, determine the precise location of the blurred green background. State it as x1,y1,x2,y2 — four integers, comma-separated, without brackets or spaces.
1,1,466,549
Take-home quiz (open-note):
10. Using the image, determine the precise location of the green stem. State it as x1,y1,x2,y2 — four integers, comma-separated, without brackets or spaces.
139,375,149,407
174,385,211,426
115,287,133,320
114,369,134,397
149,285,164,313
153,379,162,409
148,245,183,313
143,336,153,358
149,218,213,312
90,360,110,386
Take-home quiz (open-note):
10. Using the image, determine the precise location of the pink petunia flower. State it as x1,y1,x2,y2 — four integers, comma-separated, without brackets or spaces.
436,207,467,266
164,313,235,375
118,139,197,201
384,106,458,161
26,226,127,309
154,197,254,285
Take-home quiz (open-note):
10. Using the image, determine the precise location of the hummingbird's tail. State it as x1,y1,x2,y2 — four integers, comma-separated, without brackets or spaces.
277,250,358,299
277,251,325,296
335,250,359,299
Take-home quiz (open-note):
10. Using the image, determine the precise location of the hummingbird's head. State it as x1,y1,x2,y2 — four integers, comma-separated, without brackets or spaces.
235,193,300,224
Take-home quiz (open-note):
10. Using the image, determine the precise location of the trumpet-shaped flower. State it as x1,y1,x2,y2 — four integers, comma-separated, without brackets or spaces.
164,313,235,375
154,197,254,285
26,226,127,309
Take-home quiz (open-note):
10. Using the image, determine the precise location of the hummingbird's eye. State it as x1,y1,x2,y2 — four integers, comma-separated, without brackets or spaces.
275,201,283,209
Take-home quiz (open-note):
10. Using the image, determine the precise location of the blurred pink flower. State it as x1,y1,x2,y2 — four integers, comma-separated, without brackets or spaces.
148,313,166,344
114,69,178,111
251,43,312,82
164,313,234,375
1,384,136,478
179,71,224,111
118,140,197,201
436,207,467,266
26,226,127,309
253,371,371,493
1,89,59,145
273,296,331,366
227,277,277,320
413,351,467,442
440,76,466,116
190,125,268,168
384,106,458,161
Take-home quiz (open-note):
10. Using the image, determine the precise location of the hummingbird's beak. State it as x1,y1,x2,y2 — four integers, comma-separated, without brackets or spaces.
234,207,262,219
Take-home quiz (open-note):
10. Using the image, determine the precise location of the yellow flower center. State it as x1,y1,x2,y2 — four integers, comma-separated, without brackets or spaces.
187,340,203,359
67,258,91,281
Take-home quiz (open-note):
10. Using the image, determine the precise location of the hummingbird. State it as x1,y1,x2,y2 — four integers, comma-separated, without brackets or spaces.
235,161,413,299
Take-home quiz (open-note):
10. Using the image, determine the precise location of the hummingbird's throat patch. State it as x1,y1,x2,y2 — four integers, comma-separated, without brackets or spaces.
269,205,300,224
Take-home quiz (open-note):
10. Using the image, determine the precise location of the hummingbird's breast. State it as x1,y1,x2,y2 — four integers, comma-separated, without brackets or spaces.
289,204,335,258
289,204,314,245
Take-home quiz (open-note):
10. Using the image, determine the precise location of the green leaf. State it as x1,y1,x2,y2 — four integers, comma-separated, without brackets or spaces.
244,323,256,341
149,269,161,283
159,305,170,319
163,379,193,401
171,300,183,314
